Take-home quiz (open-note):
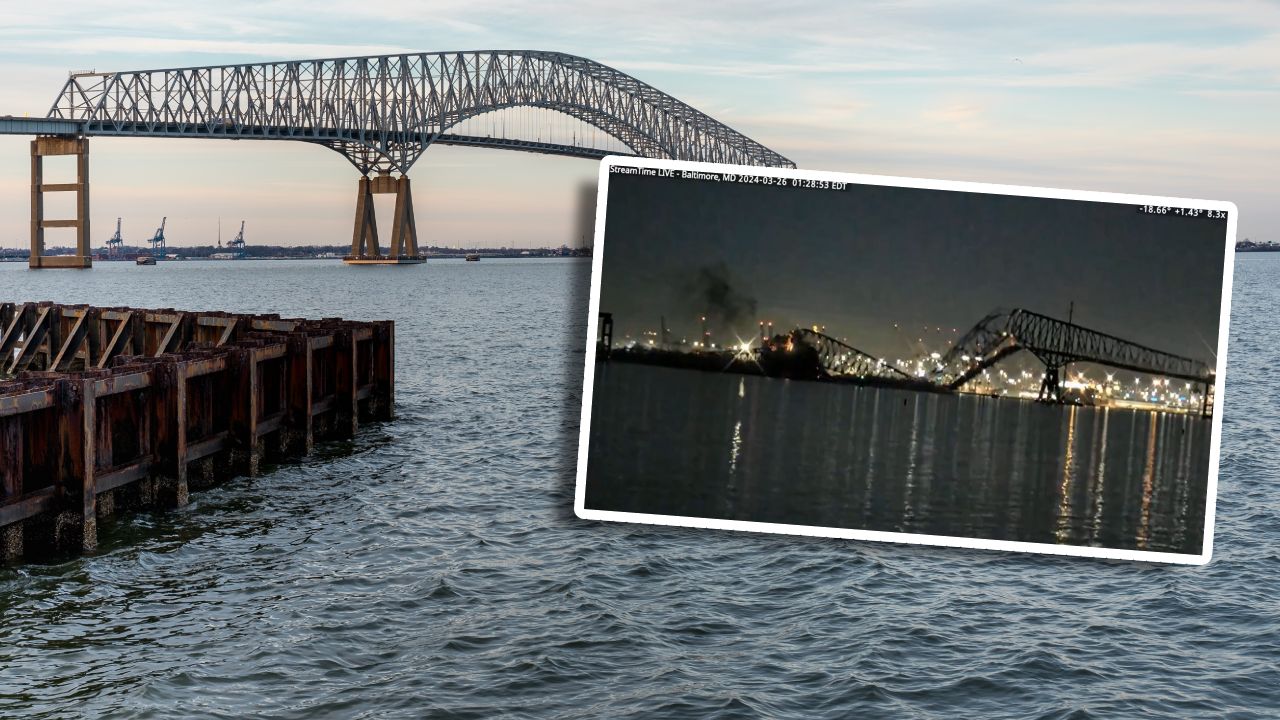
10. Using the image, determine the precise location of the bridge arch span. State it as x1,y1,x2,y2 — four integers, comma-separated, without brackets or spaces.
49,50,795,174
7,50,793,267
436,101,671,157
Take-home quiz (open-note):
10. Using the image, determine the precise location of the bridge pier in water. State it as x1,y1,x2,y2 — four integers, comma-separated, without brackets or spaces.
344,174,424,265
28,136,92,269
1038,364,1062,403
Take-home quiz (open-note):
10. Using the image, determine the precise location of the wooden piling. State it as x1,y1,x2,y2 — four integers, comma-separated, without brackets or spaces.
0,302,394,561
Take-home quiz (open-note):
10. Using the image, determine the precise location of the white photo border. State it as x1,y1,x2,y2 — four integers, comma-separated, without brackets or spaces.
575,156,1237,566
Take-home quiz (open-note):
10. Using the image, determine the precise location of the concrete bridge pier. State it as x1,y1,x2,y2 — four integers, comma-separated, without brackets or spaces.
1038,364,1062,403
29,136,92,269
344,174,424,265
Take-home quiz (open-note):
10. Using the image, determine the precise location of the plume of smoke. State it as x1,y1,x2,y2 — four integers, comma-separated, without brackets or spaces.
686,262,758,336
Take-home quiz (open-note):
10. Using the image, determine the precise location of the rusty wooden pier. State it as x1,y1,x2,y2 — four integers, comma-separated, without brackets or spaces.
0,301,394,560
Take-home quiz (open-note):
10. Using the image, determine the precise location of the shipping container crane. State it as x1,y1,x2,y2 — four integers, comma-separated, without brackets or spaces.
105,217,124,258
148,217,166,259
228,221,246,259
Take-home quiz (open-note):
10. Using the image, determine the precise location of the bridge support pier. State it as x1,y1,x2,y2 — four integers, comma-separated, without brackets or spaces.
343,174,423,265
29,137,92,269
597,312,613,360
1038,364,1062,403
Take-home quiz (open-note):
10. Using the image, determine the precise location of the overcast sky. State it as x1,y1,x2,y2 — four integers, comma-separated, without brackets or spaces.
599,171,1227,363
0,1,1275,249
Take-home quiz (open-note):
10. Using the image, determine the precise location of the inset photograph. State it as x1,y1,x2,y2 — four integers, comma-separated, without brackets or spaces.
576,160,1234,563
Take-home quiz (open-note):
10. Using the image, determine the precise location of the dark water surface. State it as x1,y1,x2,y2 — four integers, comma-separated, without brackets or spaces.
586,364,1210,555
1,257,1276,718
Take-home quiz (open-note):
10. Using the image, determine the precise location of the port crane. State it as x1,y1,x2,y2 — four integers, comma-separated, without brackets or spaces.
228,221,246,259
105,218,124,258
148,217,166,259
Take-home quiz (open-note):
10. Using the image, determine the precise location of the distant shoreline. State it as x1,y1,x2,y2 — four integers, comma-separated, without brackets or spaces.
0,253,590,263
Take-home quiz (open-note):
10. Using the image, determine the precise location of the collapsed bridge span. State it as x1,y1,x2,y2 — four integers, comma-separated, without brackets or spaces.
934,308,1214,405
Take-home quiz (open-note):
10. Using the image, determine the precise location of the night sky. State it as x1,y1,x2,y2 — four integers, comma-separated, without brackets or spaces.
598,172,1229,364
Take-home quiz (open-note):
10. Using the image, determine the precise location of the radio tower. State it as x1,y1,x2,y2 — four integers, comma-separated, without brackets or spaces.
106,217,124,259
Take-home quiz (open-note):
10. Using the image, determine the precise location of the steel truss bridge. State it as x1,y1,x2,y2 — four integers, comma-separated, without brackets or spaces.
793,328,910,380
0,50,794,268
934,308,1214,403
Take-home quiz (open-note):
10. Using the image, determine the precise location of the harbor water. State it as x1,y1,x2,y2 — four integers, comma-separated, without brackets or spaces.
586,364,1211,555
1,256,1277,718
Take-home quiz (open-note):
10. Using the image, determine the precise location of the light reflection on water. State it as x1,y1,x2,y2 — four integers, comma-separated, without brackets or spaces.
586,363,1210,554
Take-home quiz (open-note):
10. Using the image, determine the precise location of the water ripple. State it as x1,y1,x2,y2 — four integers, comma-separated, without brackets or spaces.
0,257,1277,717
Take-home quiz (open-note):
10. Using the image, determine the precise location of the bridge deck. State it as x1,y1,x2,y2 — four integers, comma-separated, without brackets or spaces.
0,116,83,135
0,116,635,162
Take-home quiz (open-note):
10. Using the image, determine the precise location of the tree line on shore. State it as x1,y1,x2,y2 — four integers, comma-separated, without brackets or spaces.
0,244,591,259
1236,238,1277,252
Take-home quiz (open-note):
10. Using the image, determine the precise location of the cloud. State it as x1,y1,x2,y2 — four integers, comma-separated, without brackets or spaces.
920,102,985,128
1018,36,1280,88
0,0,1276,244
5,37,418,62
600,58,946,80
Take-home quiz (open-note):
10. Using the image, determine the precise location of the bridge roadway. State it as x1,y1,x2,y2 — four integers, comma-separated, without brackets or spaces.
0,116,617,160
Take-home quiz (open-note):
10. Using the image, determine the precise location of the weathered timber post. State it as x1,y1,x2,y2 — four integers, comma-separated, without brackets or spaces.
0,412,22,558
228,344,263,477
50,377,91,552
371,321,394,420
85,307,103,370
284,333,314,455
128,311,146,357
333,326,358,438
152,360,189,508
77,375,98,552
